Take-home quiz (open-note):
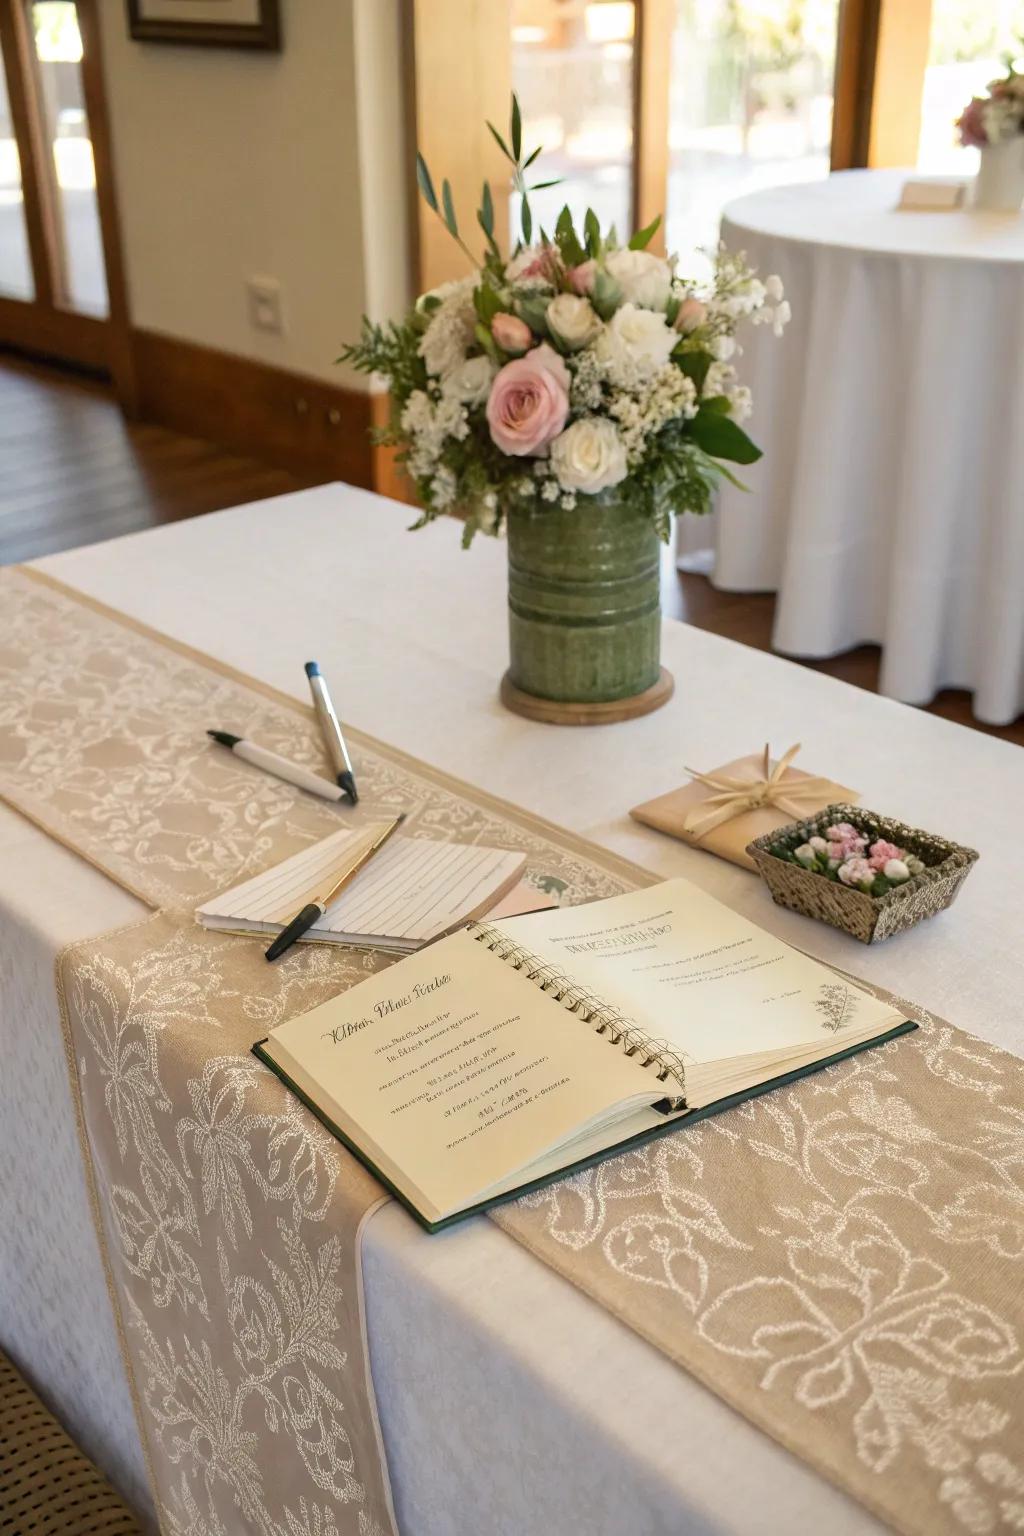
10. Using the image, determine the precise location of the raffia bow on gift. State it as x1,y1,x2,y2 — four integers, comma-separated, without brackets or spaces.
681,744,835,840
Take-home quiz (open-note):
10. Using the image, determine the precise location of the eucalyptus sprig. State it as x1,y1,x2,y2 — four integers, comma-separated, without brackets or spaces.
485,93,562,249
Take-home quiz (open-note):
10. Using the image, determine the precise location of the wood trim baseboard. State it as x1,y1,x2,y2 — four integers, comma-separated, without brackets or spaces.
131,328,378,488
0,298,108,370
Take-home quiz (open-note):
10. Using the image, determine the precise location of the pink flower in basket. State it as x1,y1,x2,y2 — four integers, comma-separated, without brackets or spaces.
838,857,875,889
868,839,903,871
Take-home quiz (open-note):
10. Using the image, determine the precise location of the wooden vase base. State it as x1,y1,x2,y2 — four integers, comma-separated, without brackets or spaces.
499,667,674,726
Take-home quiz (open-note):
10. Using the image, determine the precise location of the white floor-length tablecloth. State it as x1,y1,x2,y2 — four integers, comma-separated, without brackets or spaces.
676,168,1024,726
3,483,1022,1535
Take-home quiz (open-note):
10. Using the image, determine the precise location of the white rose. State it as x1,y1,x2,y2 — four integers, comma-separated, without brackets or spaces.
794,843,817,867
603,248,672,310
884,859,911,882
546,293,601,351
596,303,676,383
440,352,495,406
550,418,628,495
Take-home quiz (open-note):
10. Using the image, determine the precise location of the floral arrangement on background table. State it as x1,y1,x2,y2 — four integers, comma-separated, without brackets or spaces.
957,62,1024,211
341,96,789,723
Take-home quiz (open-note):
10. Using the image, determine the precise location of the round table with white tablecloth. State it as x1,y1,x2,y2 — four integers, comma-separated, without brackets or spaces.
675,167,1024,725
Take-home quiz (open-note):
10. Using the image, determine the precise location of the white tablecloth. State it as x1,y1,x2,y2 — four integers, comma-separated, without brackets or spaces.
4,483,1022,1535
676,168,1024,725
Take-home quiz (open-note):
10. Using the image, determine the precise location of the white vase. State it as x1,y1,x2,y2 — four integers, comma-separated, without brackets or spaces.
973,138,1024,212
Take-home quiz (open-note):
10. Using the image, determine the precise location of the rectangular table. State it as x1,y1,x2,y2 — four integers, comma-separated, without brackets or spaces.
2,484,1019,1535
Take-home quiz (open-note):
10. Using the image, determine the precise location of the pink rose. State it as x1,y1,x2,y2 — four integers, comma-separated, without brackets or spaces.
826,822,860,842
486,344,570,456
868,839,903,871
838,857,874,889
674,296,707,333
568,260,597,296
492,312,533,356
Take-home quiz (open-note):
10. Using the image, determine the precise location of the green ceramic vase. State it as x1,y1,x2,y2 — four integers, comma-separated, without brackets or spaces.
505,491,662,704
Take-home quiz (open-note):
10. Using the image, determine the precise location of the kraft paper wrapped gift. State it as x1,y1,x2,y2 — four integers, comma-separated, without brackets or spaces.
630,745,859,873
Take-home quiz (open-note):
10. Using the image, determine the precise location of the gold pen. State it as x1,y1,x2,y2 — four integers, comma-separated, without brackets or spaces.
265,816,404,962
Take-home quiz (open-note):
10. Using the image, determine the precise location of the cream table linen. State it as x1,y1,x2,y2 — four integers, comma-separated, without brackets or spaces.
675,168,1024,725
4,482,1021,1535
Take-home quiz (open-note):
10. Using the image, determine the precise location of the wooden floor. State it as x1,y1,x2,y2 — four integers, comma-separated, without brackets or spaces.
2,352,1021,747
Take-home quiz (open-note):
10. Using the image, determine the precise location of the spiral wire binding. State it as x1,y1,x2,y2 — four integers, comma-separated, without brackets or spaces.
470,921,687,1105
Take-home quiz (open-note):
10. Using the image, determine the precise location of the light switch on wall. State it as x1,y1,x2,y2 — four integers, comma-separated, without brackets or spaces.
246,276,284,334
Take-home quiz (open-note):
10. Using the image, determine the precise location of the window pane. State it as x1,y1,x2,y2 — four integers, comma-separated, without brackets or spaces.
0,33,35,300
511,0,634,242
917,0,1024,173
666,0,838,270
30,2,108,316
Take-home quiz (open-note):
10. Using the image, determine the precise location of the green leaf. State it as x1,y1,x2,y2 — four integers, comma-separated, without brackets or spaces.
486,120,514,162
554,204,584,266
700,393,732,415
689,409,763,465
528,178,563,190
591,269,622,321
584,207,601,257
521,195,532,245
441,178,459,238
474,321,500,362
473,282,502,325
416,153,437,212
480,179,494,237
628,214,662,250
514,294,549,335
511,93,522,161
673,349,711,394
523,144,542,169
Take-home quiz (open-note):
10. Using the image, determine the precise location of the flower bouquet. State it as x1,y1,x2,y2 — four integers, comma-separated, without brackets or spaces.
958,65,1024,211
341,96,789,717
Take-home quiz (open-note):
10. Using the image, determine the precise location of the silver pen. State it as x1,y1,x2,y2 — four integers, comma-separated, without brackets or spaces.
304,661,358,804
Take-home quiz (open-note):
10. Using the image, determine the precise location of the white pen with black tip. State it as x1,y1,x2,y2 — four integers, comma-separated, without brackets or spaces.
305,660,358,804
207,730,348,802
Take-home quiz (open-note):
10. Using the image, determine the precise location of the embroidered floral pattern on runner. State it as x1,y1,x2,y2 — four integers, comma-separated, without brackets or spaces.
6,566,1023,1536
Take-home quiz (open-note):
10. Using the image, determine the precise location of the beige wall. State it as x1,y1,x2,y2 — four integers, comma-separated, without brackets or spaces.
100,0,410,388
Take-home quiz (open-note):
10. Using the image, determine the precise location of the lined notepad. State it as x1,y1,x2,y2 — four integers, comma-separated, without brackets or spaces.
196,825,528,952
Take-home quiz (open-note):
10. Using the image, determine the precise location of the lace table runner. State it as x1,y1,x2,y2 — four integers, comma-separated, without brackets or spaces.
4,565,1023,1536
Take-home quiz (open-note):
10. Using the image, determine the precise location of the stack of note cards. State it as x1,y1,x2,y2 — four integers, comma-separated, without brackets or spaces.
196,824,528,952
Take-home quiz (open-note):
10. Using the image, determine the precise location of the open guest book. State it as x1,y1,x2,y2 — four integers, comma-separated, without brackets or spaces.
196,824,528,953
253,878,915,1230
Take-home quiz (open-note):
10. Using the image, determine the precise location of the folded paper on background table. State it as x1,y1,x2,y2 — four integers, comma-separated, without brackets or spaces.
630,744,859,872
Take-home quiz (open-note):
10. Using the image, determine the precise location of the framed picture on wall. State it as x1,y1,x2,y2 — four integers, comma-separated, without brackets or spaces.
126,1,281,50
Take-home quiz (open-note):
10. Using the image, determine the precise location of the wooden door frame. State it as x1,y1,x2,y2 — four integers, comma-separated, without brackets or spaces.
0,0,136,410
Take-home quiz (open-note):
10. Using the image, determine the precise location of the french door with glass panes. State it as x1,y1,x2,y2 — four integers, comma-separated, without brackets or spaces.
0,0,133,404
410,0,937,291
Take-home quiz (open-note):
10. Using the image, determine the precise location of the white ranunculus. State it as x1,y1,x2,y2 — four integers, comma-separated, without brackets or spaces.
441,352,495,406
504,245,544,281
596,302,676,383
603,248,672,310
550,417,628,494
546,293,601,351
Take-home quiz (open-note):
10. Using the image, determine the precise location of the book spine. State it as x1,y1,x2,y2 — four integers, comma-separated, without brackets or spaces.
469,922,687,1103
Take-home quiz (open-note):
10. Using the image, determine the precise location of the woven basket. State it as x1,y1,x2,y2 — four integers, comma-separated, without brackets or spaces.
746,803,979,944
0,1347,142,1534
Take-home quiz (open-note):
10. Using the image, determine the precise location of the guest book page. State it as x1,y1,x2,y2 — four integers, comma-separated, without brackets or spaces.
262,929,663,1222
487,879,904,1068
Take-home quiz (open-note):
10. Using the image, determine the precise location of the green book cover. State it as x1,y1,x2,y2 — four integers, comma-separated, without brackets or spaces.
252,1019,917,1234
